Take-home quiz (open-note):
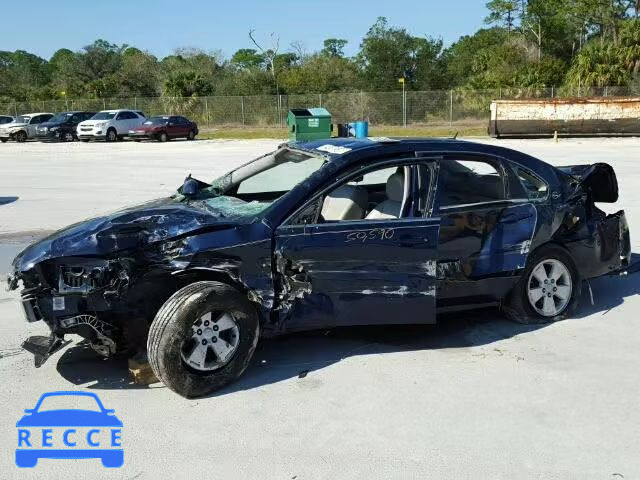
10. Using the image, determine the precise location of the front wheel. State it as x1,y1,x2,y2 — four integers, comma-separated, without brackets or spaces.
61,131,75,142
147,281,259,398
15,131,27,143
158,131,168,142
105,128,117,142
187,130,196,140
0,138,7,143
504,245,581,324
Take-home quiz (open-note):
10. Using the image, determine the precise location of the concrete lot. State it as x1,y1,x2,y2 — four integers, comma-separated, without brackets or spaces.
0,138,638,479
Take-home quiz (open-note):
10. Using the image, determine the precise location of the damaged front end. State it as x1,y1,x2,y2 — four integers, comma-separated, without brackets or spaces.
10,257,133,366
7,185,276,367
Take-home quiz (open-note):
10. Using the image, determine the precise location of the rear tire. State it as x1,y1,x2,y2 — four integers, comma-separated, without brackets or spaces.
159,131,168,142
0,138,7,143
187,130,196,140
503,245,581,324
147,281,259,398
15,130,27,143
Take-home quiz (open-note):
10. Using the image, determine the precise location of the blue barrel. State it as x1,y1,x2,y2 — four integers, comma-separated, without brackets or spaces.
354,121,369,138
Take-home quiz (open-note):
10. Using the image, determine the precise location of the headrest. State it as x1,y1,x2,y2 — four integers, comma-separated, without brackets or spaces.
386,172,405,202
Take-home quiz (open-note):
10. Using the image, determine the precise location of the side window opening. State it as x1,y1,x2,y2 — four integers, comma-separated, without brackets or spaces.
293,163,427,225
516,167,548,200
437,159,505,209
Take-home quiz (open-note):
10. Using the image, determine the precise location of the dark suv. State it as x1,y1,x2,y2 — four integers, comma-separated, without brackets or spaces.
36,111,96,142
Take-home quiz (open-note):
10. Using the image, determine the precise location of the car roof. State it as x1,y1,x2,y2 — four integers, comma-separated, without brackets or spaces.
288,137,554,177
98,109,134,113
18,112,53,116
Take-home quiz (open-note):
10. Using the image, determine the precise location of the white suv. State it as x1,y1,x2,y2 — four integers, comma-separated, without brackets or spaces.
77,109,146,142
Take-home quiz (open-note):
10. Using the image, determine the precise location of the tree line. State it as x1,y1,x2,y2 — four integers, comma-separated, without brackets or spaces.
1,0,639,102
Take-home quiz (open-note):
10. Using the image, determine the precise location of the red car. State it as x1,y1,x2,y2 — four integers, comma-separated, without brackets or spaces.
128,115,198,142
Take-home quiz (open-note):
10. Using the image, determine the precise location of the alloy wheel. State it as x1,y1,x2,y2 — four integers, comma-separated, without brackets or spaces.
180,311,240,372
527,259,573,317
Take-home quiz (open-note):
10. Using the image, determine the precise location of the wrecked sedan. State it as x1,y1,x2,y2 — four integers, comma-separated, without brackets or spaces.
7,138,631,397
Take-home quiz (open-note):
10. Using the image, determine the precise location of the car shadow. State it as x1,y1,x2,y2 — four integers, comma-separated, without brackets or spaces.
54,253,640,396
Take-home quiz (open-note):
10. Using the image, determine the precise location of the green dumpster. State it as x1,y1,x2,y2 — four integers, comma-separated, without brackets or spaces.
287,108,332,141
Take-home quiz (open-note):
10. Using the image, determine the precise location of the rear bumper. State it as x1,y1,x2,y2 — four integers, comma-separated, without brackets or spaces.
567,210,631,279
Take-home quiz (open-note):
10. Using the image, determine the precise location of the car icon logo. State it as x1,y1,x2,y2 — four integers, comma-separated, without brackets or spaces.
16,391,123,468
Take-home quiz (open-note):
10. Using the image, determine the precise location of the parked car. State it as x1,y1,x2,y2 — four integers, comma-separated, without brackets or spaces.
35,111,96,142
0,115,14,126
8,138,631,397
0,113,54,142
76,109,145,142
128,115,198,142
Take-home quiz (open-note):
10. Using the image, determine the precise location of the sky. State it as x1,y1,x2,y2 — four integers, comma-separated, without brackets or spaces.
1,0,489,60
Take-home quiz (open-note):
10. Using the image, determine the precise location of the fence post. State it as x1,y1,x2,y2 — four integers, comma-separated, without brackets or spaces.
449,90,454,127
204,97,209,127
103,98,106,110
241,96,245,127
134,96,137,108
551,86,554,98
360,91,364,120
319,93,322,107
277,95,281,127
604,86,608,97
14,102,17,116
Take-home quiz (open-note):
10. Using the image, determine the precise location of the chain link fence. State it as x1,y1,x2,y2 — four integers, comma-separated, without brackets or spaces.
1,86,636,129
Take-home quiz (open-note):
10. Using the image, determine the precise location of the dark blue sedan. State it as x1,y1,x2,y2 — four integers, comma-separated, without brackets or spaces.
8,138,631,397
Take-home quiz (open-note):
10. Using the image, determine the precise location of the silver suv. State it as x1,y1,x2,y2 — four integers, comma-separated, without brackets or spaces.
0,113,54,143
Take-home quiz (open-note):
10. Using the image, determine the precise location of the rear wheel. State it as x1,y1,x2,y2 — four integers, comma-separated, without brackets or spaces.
0,138,7,143
159,131,168,142
15,130,27,143
106,128,117,142
504,245,580,324
187,130,196,140
147,281,259,398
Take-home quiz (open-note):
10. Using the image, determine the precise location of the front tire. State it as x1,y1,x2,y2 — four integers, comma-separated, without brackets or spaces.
61,131,75,142
15,130,27,143
158,131,168,142
1,138,7,143
504,245,580,324
187,130,196,140
147,281,259,398
106,128,117,142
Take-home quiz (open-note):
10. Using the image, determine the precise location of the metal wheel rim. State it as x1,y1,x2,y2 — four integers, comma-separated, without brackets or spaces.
107,131,116,141
527,258,572,317
64,132,74,142
180,311,240,372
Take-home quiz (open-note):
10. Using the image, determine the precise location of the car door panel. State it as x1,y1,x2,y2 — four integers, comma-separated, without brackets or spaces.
437,202,537,303
274,217,440,332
